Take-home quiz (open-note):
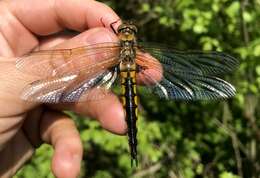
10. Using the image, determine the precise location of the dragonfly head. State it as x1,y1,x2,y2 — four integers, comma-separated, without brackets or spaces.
118,21,137,41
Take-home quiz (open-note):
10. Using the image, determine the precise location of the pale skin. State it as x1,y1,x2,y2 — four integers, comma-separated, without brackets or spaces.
0,0,127,177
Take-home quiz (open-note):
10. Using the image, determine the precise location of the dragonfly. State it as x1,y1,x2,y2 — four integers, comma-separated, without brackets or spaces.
16,21,238,166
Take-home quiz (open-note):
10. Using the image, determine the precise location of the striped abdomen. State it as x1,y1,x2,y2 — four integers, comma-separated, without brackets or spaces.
120,69,138,166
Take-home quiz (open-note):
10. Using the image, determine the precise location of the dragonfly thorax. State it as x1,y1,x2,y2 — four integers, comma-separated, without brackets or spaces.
119,47,136,71
118,23,137,71
119,41,136,71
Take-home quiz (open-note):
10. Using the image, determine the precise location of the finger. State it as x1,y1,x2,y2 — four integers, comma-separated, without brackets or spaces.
51,93,126,135
0,114,25,149
36,32,75,51
0,0,121,56
22,106,44,147
0,130,34,178
44,29,126,134
40,111,82,178
8,0,121,34
40,27,118,49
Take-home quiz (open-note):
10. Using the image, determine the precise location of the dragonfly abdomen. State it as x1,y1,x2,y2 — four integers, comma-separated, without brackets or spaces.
120,69,138,166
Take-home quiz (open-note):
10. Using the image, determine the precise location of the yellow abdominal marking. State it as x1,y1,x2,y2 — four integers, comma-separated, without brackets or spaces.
120,71,128,78
129,71,136,78
135,107,138,119
120,71,136,80
134,94,138,105
133,79,138,91
121,85,126,95
134,86,138,118
121,97,126,106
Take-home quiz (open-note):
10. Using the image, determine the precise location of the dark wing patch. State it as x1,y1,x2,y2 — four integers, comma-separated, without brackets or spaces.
136,48,236,100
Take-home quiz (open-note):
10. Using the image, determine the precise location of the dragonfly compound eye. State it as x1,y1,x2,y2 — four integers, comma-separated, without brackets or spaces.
129,25,138,34
118,24,128,33
118,23,137,34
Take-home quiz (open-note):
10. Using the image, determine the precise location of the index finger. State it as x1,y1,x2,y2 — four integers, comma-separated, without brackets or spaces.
0,0,121,56
7,0,121,34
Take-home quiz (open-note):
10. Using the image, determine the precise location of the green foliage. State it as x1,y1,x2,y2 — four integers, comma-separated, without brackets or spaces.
219,172,240,178
17,0,260,177
15,144,54,178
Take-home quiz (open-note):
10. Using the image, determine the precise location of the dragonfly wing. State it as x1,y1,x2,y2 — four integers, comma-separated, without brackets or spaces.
62,68,118,102
16,42,120,78
22,68,118,103
137,42,239,76
21,74,78,103
136,52,236,100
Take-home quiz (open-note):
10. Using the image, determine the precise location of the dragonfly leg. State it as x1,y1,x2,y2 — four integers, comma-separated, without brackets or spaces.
100,17,121,34
110,19,121,34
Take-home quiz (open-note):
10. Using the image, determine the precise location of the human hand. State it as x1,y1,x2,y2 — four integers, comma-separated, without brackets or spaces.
0,0,126,177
